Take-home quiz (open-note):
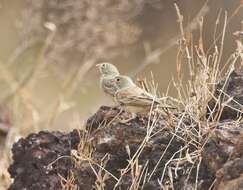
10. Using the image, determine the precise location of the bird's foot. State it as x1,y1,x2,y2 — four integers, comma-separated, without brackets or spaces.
118,113,137,124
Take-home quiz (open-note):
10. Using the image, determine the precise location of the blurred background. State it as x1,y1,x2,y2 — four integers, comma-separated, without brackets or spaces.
0,0,242,188
0,0,242,134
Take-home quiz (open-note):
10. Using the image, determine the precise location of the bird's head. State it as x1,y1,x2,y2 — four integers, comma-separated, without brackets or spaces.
113,75,135,90
96,62,119,76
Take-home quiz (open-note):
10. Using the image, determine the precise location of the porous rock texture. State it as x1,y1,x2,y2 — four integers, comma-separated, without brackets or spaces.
207,70,243,120
8,70,243,190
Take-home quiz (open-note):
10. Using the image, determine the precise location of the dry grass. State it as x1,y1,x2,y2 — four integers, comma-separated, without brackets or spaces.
0,2,243,190
58,3,243,190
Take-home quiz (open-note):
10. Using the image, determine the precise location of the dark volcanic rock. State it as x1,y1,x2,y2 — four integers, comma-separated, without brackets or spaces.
8,105,243,190
207,70,243,121
8,130,81,190
214,132,243,190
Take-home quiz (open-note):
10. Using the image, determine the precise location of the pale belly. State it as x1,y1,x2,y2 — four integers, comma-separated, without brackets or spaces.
122,105,151,114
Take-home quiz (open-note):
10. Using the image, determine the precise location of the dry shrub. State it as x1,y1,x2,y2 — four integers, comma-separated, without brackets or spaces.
17,0,143,64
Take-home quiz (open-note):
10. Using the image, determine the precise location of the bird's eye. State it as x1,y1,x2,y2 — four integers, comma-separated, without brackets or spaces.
116,78,120,82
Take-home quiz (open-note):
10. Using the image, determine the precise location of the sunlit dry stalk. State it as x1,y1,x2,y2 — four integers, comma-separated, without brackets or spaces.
59,171,78,190
131,1,209,77
114,113,160,189
129,159,148,190
207,3,243,54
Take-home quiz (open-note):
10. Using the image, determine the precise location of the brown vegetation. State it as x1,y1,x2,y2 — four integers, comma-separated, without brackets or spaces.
0,1,242,190
8,69,243,189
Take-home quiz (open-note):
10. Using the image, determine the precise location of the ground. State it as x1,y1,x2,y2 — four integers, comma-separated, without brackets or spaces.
7,70,243,190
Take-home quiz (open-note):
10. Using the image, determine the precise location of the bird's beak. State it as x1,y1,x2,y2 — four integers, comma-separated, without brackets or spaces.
96,63,101,67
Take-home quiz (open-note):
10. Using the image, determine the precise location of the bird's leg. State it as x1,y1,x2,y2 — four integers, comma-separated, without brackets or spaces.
118,112,137,124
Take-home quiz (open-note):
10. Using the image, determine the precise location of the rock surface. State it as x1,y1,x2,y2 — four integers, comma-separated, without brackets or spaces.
8,70,243,190
207,70,243,121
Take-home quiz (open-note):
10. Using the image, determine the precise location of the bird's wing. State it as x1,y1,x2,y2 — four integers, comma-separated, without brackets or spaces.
116,86,160,107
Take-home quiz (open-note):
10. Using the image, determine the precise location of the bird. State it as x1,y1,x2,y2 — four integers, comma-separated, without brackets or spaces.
96,62,120,97
112,75,162,115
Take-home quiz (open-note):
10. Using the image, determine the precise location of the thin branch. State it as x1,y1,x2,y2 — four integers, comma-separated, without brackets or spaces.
131,0,209,77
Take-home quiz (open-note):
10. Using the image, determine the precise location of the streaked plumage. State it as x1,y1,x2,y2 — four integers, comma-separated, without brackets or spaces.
113,75,160,114
96,62,120,97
